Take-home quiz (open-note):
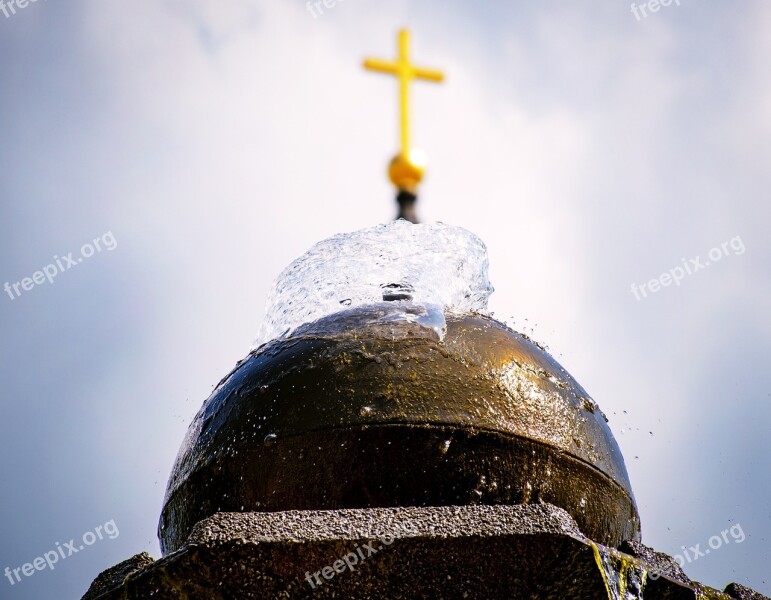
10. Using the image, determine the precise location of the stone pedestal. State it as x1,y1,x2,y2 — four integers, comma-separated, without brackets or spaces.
82,504,767,600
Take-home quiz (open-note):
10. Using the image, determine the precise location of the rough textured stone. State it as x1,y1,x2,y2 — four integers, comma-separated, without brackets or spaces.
82,552,155,600
619,539,691,584
92,505,610,599
725,582,771,600
187,503,584,545
82,504,765,600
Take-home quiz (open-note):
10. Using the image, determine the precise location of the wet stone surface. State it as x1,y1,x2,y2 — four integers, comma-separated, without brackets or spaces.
724,582,771,600
83,504,768,600
160,311,640,555
619,539,691,585
81,552,154,600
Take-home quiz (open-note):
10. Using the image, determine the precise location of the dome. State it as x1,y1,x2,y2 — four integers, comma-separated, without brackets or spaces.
159,304,640,554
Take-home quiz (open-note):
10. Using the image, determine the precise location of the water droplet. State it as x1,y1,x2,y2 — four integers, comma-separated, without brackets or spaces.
264,433,277,445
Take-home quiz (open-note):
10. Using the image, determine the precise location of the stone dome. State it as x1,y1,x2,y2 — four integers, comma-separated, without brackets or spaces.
159,304,640,554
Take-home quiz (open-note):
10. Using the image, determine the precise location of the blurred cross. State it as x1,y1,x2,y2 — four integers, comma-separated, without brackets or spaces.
364,29,444,160
364,29,444,220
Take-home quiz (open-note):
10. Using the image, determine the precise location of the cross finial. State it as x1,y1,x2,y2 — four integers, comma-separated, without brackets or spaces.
364,29,444,220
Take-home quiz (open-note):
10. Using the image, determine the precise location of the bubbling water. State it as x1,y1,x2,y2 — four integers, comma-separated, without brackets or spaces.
253,220,494,348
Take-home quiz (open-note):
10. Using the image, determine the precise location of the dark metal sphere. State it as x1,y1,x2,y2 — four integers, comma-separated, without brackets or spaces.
159,305,640,554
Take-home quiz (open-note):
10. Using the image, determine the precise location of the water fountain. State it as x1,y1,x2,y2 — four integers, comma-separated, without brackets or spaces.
82,29,767,600
158,220,640,555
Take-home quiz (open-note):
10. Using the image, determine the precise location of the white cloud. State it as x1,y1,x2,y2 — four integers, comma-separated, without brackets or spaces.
2,0,769,596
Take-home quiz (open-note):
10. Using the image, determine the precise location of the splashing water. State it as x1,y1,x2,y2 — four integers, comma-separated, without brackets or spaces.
253,221,494,348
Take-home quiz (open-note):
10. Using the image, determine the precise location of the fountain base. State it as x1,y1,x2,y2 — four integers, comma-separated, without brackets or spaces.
83,504,764,600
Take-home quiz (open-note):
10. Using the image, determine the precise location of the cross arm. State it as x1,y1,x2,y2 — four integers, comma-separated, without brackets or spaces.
413,67,444,83
363,58,399,75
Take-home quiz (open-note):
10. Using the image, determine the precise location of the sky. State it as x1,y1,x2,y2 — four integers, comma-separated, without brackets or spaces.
0,0,769,598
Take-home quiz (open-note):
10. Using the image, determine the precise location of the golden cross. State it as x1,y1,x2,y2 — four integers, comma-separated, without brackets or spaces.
364,29,444,192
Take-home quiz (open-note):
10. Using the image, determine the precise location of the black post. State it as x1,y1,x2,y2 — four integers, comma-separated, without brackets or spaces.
396,190,418,223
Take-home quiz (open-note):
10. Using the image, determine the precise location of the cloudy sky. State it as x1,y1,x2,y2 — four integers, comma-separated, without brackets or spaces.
1,0,769,597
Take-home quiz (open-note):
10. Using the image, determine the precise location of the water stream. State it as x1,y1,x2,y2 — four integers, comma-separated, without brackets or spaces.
593,542,648,599
254,220,494,348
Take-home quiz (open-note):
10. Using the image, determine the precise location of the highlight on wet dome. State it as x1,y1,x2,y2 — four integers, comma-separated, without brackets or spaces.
76,21,769,600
